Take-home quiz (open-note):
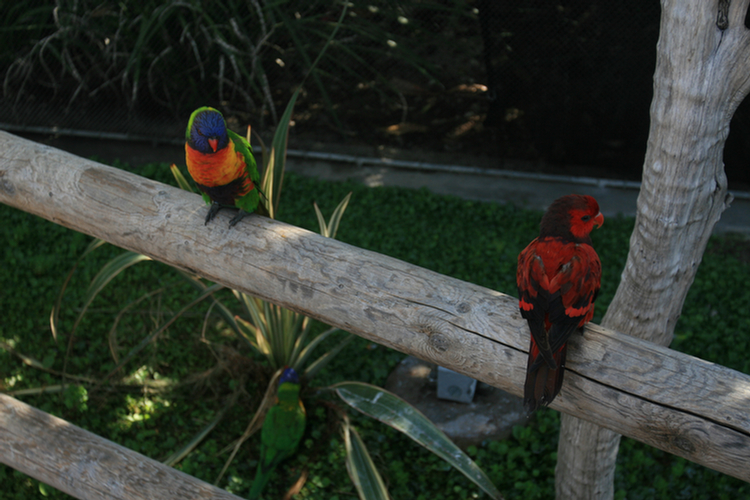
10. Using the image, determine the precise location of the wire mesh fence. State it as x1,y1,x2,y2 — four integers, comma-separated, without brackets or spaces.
2,1,748,186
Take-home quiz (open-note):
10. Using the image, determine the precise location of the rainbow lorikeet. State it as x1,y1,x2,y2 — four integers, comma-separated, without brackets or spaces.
248,367,306,499
185,107,263,227
516,194,603,413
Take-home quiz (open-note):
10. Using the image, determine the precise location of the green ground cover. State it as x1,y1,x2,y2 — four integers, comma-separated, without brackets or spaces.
1,162,748,499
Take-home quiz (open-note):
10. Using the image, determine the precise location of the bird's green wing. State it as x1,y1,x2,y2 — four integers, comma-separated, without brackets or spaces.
227,129,263,215
227,129,259,183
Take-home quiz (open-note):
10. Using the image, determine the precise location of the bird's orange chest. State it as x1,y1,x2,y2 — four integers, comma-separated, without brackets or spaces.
185,141,246,187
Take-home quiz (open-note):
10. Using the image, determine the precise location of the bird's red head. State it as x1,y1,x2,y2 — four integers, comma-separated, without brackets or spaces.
568,195,603,240
540,194,603,242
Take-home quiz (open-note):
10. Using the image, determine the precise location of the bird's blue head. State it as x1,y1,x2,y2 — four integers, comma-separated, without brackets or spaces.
186,107,230,154
280,367,300,385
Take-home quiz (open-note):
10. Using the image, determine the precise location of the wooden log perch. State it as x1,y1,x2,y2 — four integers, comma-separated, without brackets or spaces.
0,130,749,485
0,393,244,499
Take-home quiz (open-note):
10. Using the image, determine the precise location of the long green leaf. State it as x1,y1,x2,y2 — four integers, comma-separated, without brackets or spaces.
62,250,152,377
235,315,264,353
343,416,391,500
273,306,289,368
313,201,329,237
81,237,109,258
333,382,503,500
287,317,316,367
84,252,152,303
284,309,308,363
108,286,167,363
214,368,284,486
327,191,353,239
303,332,354,381
316,191,353,239
236,292,268,339
261,2,348,218
263,88,299,218
232,290,275,360
50,237,109,340
294,325,342,369
163,392,237,467
103,283,225,381
176,270,239,337
170,163,195,193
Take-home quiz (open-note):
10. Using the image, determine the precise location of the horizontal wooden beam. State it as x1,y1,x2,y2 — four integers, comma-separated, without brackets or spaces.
0,393,244,500
1,131,748,484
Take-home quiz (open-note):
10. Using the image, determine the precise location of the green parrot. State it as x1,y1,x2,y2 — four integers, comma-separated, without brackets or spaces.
248,367,306,499
185,106,263,227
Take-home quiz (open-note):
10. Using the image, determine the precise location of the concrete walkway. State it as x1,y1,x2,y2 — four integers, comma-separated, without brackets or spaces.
285,149,749,235
14,131,750,235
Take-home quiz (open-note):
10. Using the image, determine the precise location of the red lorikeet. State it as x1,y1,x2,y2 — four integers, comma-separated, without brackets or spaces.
185,107,263,227
516,194,603,413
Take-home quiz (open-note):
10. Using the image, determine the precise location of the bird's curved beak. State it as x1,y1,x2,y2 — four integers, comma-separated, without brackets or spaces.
208,138,219,152
594,212,604,228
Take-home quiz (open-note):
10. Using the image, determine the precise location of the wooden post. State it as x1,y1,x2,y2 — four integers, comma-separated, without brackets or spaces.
556,2,750,497
0,131,749,484
0,393,244,500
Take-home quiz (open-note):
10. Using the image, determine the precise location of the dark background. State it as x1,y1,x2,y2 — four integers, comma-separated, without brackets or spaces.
1,1,748,189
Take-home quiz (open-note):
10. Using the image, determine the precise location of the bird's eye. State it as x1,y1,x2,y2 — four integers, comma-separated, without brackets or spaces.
581,215,591,222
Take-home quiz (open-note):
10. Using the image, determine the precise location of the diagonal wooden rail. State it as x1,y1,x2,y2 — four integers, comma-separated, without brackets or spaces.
0,393,244,500
1,131,749,489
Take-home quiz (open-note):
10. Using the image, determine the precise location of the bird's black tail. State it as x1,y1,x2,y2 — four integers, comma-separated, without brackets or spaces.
523,343,567,413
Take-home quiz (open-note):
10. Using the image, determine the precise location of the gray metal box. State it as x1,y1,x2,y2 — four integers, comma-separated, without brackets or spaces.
436,365,477,403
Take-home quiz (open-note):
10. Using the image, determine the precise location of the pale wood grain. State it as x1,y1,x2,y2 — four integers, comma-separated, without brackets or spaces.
556,2,750,496
0,394,244,500
0,131,749,486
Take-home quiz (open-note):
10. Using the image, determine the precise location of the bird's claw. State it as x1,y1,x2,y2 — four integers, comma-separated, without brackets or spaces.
228,210,250,227
205,203,222,225
204,203,250,227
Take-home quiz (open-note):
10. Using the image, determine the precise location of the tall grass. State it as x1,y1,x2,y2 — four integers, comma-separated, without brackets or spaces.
2,1,470,128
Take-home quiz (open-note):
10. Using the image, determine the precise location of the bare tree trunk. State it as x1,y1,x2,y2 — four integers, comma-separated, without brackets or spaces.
556,1,750,498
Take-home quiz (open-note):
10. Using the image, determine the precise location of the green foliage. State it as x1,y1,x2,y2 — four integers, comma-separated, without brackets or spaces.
334,382,501,499
28,90,498,499
468,409,559,499
2,0,456,126
2,164,749,498
61,384,88,413
674,236,750,373
615,435,750,500
342,415,391,500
